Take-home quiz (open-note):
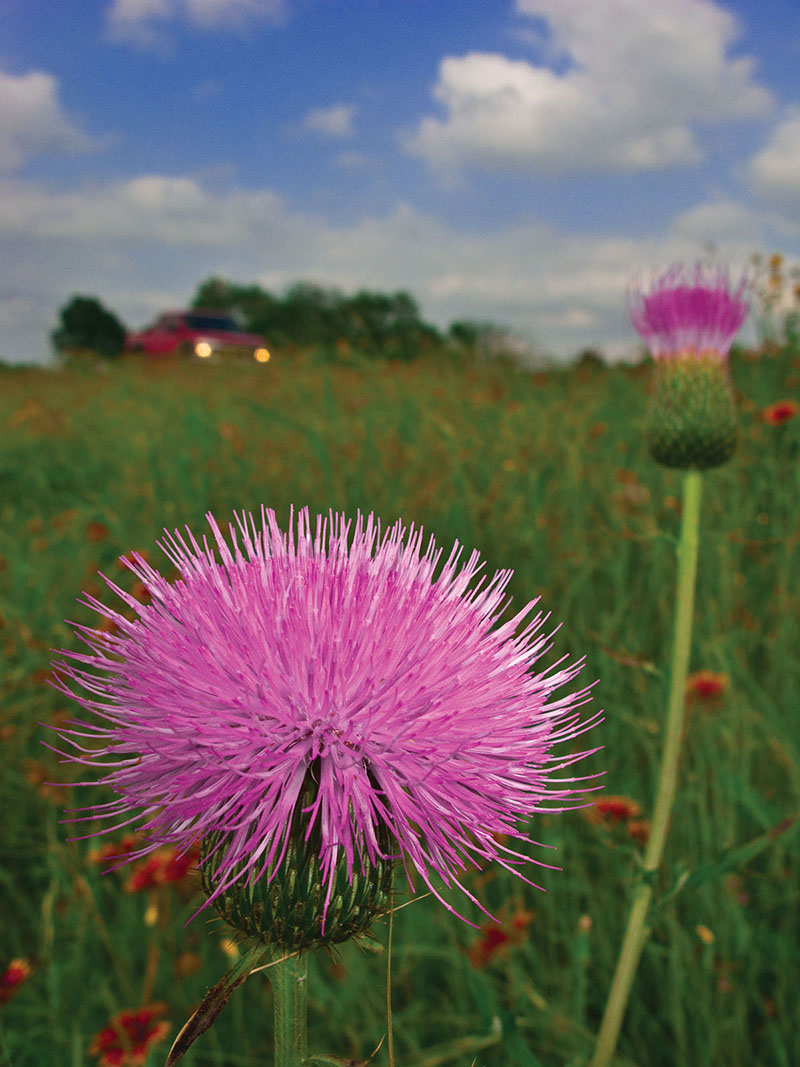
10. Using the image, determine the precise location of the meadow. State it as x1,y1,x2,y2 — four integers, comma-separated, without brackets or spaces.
0,341,798,1067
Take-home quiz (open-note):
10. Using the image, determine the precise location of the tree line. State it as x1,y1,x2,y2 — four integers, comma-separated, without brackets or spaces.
52,281,513,362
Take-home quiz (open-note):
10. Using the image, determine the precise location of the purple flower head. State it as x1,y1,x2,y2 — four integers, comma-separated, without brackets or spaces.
629,264,749,361
51,508,601,925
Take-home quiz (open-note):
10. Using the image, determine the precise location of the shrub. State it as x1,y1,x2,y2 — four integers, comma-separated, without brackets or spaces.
52,295,127,359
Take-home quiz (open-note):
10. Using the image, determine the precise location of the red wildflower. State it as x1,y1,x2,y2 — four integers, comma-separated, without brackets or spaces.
763,400,799,425
123,846,200,893
161,846,200,883
467,907,535,968
686,670,729,702
86,521,110,545
585,796,642,825
89,1003,170,1067
0,959,33,1005
627,819,651,846
124,856,163,894
88,835,140,866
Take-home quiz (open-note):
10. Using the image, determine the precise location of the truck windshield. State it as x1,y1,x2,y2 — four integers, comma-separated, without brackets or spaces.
184,315,240,332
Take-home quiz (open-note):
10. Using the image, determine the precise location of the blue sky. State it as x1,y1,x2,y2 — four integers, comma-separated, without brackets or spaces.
1,0,799,363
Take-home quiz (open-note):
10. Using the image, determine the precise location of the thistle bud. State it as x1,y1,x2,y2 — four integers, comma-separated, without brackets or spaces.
201,776,395,951
629,265,749,470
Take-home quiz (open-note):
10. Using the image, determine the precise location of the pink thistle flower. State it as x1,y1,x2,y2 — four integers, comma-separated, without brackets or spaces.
50,508,601,930
628,264,749,469
629,264,749,361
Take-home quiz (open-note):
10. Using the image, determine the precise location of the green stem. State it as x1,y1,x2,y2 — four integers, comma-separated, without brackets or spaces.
589,469,703,1067
272,953,308,1067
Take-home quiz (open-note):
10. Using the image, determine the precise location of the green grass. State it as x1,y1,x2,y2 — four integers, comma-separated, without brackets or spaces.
1,345,798,1066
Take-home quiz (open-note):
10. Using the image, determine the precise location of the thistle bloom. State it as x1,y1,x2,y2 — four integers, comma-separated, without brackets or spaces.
629,264,749,362
629,265,749,469
51,508,600,942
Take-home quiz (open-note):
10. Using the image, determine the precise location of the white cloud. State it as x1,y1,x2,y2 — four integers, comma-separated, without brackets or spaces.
749,110,800,213
0,67,99,172
1,172,780,366
300,104,358,139
671,198,766,246
407,0,772,175
107,0,286,46
0,175,286,245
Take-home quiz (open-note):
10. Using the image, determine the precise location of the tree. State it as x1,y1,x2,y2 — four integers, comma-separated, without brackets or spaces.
188,277,448,360
191,277,234,311
448,319,515,361
344,290,441,360
52,296,127,359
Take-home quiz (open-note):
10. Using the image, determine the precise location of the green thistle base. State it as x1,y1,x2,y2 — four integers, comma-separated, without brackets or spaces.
201,789,395,950
647,355,737,470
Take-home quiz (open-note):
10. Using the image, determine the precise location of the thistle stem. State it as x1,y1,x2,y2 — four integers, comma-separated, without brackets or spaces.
589,469,703,1067
272,952,308,1067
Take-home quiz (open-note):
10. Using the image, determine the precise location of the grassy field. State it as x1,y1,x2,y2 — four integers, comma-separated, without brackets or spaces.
1,344,798,1066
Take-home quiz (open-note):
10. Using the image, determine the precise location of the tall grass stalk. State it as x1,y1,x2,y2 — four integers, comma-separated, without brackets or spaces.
2,351,797,1065
590,469,703,1067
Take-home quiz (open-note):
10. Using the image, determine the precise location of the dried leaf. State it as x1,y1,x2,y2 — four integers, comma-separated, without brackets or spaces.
165,943,268,1065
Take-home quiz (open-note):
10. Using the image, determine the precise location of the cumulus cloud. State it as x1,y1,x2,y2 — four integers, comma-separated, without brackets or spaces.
0,67,99,172
0,175,286,245
670,199,765,246
107,0,286,46
300,104,358,139
406,0,772,174
749,110,800,213
0,170,772,366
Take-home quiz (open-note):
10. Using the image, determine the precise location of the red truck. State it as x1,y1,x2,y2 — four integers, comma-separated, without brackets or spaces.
125,309,270,363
